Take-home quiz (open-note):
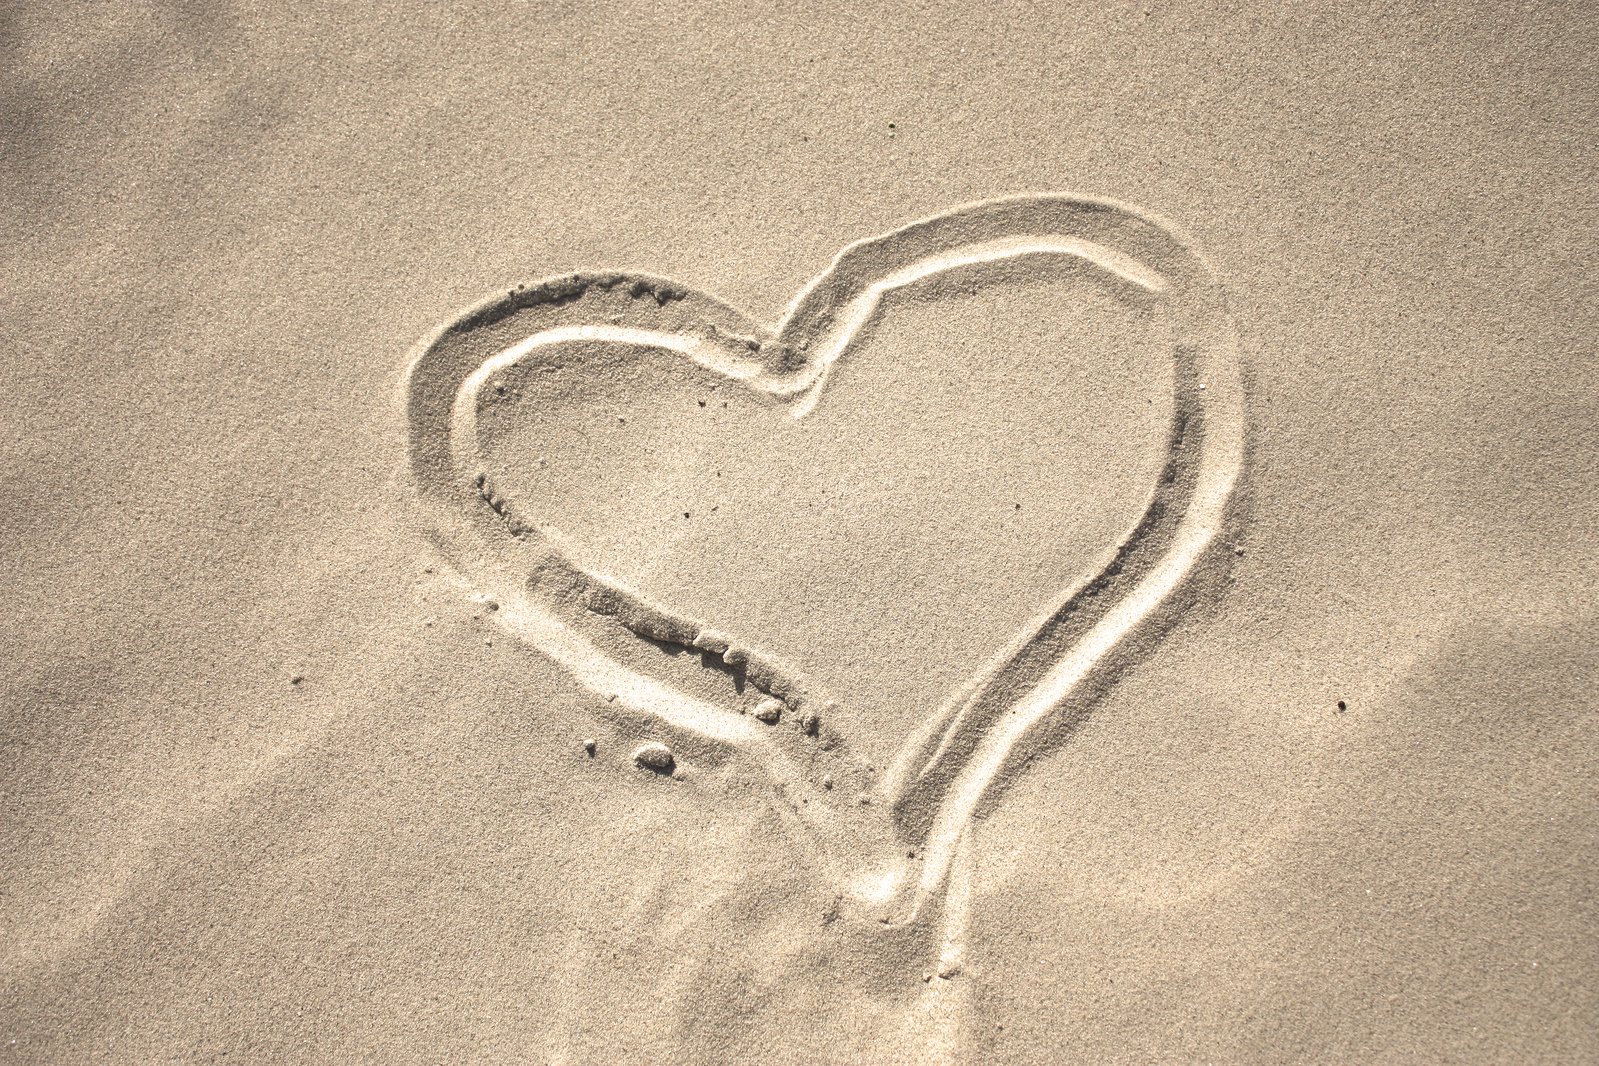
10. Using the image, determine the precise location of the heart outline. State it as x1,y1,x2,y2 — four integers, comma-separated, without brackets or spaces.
402,193,1245,925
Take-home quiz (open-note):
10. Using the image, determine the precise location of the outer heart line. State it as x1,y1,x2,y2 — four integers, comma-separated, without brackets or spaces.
402,193,1246,926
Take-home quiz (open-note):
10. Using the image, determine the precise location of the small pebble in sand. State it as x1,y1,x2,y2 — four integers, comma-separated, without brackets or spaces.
633,743,674,773
799,710,820,736
753,698,783,724
822,774,834,790
582,738,597,756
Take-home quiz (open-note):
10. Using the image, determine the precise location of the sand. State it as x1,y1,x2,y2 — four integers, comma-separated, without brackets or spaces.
3,2,1595,1063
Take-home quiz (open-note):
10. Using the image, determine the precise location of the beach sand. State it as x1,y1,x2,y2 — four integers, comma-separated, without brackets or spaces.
3,2,1595,1062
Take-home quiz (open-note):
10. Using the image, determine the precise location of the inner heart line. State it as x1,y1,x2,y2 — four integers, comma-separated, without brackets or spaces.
402,194,1245,929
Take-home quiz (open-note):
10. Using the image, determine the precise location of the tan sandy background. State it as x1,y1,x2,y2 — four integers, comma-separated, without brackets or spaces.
3,1,1596,1062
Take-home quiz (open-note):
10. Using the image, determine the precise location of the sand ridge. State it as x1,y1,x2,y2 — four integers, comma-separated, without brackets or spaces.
402,194,1247,958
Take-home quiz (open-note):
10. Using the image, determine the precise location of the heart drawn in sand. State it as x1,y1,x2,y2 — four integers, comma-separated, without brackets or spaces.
403,195,1245,928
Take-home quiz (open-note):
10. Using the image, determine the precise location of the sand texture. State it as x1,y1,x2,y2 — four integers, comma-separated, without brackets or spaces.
3,2,1596,1063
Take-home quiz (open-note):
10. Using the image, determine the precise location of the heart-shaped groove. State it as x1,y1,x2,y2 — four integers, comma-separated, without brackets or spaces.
403,194,1245,929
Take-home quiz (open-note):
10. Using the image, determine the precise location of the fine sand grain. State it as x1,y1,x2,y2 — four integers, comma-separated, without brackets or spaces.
3,2,1595,1063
